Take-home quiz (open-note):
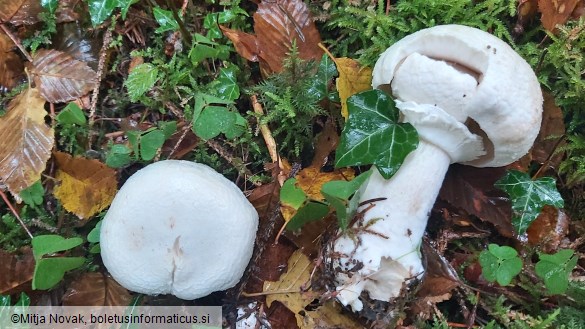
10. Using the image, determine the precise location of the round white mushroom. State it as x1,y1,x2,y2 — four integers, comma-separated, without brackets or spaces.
332,25,543,311
100,160,258,300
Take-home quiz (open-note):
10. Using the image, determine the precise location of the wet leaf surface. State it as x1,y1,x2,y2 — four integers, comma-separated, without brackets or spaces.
62,272,132,306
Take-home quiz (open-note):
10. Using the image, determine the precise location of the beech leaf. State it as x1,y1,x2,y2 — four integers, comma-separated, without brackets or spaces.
31,49,97,103
335,57,372,120
0,88,54,197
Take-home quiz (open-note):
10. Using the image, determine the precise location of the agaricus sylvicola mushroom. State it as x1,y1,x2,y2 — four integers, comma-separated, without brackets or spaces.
332,25,543,311
100,160,258,299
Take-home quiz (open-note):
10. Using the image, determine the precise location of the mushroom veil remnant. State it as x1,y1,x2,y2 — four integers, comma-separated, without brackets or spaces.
331,25,543,311
100,160,258,300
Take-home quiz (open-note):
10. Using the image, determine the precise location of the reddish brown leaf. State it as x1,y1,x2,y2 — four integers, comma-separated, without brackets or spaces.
0,247,34,295
53,23,101,70
439,165,514,237
310,119,339,169
526,205,569,253
30,49,97,103
0,32,24,90
62,272,132,306
222,0,323,75
531,91,565,166
0,88,53,197
538,0,580,32
0,0,42,25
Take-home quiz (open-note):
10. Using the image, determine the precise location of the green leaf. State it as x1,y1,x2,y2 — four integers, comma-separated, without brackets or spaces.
535,249,578,294
20,181,44,207
159,121,177,139
223,113,247,139
307,54,338,101
87,0,117,26
33,257,85,290
0,295,9,307
139,130,165,161
335,90,418,179
117,0,138,19
41,0,58,14
125,63,159,102
479,244,523,286
106,144,132,168
15,293,30,307
57,102,87,126
322,170,372,230
495,170,564,235
203,11,237,39
153,7,179,33
214,66,240,101
280,178,308,209
286,200,330,231
31,235,83,261
193,106,236,140
87,220,102,243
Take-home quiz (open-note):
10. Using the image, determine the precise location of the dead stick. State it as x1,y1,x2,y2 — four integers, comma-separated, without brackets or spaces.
0,24,32,62
0,190,33,239
251,95,278,163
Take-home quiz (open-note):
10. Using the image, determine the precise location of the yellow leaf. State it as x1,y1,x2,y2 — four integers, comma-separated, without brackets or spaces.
335,57,372,120
0,88,54,198
264,250,363,329
296,167,354,200
53,152,118,221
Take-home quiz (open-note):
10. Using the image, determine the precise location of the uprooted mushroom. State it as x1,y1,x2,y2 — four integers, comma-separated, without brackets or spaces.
330,25,543,311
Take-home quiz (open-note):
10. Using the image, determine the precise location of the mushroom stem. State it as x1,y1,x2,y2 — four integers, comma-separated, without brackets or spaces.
333,140,451,311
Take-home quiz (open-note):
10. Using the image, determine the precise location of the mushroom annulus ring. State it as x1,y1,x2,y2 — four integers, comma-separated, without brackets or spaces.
330,24,543,311
100,160,258,300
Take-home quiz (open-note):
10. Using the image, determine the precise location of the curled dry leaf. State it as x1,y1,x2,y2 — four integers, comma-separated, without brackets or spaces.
0,0,42,25
0,32,24,90
335,58,372,120
30,49,97,103
222,0,323,75
62,272,132,306
538,0,581,32
53,151,118,221
0,88,53,198
0,247,35,295
264,250,363,329
531,91,565,166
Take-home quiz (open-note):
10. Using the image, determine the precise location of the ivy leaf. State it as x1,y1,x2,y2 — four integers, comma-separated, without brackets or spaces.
535,249,578,295
479,244,523,286
117,0,138,19
280,179,329,231
214,66,240,101
153,7,179,34
495,170,564,235
307,54,338,101
125,63,159,102
87,0,117,27
335,89,418,179
322,170,372,230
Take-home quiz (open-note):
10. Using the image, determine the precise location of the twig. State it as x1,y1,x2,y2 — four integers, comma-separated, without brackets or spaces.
0,24,32,62
0,190,33,239
88,16,117,146
251,95,278,163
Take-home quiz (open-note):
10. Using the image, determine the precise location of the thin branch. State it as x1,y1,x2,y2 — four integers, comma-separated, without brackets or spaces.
0,190,33,239
0,24,32,62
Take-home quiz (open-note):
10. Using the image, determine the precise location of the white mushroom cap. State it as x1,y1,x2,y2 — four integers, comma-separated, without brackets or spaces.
100,160,258,300
373,24,543,167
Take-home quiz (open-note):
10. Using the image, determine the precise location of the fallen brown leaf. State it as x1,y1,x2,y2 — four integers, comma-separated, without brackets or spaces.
30,49,97,103
222,0,323,76
0,32,24,90
526,205,569,253
0,0,42,25
538,0,580,32
439,165,514,237
62,272,132,306
0,88,53,198
53,151,118,221
264,250,363,329
531,91,565,167
0,247,34,295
